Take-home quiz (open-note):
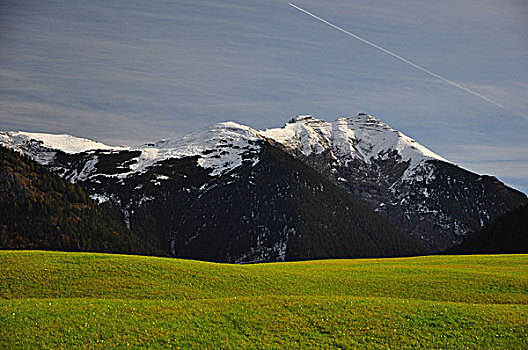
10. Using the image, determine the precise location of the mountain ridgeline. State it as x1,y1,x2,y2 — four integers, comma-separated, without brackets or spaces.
1,114,526,261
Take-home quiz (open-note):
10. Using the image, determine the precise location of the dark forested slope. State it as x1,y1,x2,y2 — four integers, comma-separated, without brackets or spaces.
156,143,426,262
0,146,162,255
447,204,528,254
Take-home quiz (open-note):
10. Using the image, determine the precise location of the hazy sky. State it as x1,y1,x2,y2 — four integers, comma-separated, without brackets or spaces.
1,0,527,193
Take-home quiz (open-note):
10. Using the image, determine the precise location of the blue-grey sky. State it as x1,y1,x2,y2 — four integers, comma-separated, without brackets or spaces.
1,0,527,193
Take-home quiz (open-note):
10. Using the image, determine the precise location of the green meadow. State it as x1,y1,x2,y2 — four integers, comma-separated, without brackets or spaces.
1,251,527,349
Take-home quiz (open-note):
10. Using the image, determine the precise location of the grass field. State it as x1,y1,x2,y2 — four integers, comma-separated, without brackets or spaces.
1,251,527,349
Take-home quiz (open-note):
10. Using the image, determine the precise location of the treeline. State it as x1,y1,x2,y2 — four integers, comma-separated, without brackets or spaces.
0,146,163,256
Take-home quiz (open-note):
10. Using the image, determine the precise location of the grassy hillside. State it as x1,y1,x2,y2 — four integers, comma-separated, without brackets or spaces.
1,251,527,349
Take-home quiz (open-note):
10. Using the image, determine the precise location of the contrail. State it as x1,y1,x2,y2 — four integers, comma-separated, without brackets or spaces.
288,3,527,119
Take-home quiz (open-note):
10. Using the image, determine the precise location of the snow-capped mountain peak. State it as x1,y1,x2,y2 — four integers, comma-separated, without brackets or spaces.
262,113,447,171
128,121,262,176
262,115,332,156
0,131,116,154
0,122,263,179
0,130,119,165
147,121,259,149
1,115,447,180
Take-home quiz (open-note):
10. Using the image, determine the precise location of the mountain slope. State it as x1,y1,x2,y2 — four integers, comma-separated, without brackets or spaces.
263,114,527,251
170,143,424,261
0,146,162,255
447,204,528,254
48,141,424,262
1,114,526,258
0,126,423,262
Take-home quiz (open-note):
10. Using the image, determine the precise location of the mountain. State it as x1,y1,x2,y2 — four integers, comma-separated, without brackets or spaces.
446,204,528,254
0,124,423,261
0,146,163,255
262,114,527,251
1,114,526,260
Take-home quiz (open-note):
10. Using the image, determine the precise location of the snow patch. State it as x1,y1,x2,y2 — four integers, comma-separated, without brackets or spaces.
90,193,110,204
72,155,99,182
0,131,116,154
138,195,155,206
